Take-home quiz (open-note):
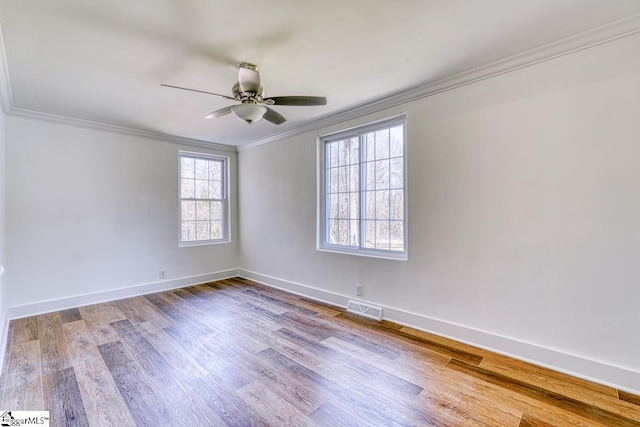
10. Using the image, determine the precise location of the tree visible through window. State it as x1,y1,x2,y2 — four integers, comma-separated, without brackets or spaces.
320,118,406,258
179,151,229,244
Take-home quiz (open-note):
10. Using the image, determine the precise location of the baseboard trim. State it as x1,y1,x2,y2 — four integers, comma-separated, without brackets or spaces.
238,268,640,395
7,269,239,320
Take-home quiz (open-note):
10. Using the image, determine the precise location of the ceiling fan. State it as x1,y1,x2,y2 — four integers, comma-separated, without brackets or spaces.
162,62,327,125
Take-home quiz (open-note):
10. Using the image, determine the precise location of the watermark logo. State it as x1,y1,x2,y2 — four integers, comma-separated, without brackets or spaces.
0,411,49,426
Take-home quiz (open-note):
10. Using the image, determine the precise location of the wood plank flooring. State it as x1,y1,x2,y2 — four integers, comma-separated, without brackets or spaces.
0,277,639,426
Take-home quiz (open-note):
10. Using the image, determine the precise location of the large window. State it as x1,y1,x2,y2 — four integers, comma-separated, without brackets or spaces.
179,151,229,245
319,117,406,259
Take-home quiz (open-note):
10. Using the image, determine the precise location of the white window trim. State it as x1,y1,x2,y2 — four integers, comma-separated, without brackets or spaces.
178,150,231,247
317,116,408,260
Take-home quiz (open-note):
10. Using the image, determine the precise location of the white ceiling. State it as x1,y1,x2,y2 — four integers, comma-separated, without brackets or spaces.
1,1,640,148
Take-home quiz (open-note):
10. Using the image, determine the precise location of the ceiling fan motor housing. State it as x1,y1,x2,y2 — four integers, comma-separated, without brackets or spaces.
232,82,265,102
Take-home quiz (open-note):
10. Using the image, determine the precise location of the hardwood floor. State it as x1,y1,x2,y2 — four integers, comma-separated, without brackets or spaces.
0,277,639,426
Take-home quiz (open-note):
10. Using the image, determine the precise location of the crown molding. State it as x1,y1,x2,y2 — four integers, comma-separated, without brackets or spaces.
7,107,236,152
238,12,640,152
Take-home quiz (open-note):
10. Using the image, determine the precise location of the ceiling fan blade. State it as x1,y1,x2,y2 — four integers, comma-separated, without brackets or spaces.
161,84,236,101
266,96,327,106
263,107,286,125
204,106,234,119
238,62,261,94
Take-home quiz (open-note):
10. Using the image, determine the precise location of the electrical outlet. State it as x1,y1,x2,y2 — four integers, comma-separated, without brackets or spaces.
356,283,363,296
159,270,166,279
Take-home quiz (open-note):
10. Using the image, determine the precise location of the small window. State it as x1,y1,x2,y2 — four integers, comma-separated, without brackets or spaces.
318,117,407,259
179,151,229,245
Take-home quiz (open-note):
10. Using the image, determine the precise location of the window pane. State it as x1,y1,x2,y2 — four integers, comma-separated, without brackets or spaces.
209,161,222,180
181,158,195,178
390,221,404,251
330,142,338,167
195,179,209,199
376,221,390,250
196,201,210,221
375,129,389,159
338,193,349,219
182,221,196,241
210,180,222,200
181,200,195,221
338,166,349,193
349,191,359,219
363,219,376,248
181,178,195,198
390,158,403,189
390,190,404,220
338,220,348,245
329,194,339,219
390,125,403,157
365,162,375,190
349,219,360,246
349,165,359,192
211,220,223,239
329,168,339,193
211,201,223,220
365,132,375,161
375,160,389,189
337,140,347,166
196,221,210,240
195,159,209,179
376,190,389,220
349,138,359,165
328,219,339,244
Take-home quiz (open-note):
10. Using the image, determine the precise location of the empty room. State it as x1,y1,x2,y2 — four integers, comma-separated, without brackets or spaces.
0,1,639,426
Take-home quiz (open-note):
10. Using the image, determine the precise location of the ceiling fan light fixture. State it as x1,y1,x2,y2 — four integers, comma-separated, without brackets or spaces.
232,104,267,124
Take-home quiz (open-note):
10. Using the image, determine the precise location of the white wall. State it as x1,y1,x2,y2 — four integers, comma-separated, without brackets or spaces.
0,110,6,326
239,33,640,391
5,117,238,312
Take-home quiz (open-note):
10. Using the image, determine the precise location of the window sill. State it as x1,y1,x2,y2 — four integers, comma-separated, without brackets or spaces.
179,239,231,247
317,245,407,261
